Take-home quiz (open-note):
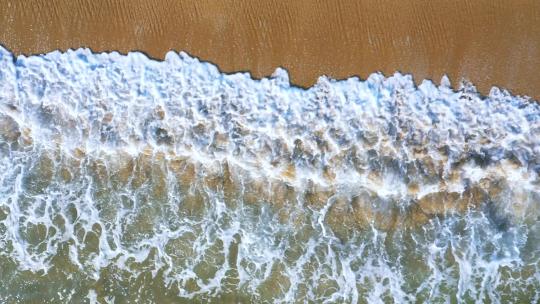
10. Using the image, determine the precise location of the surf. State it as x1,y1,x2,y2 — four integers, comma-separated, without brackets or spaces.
0,46,539,303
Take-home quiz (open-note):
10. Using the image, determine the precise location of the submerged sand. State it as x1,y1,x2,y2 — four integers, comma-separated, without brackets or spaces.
1,0,539,99
1,46,540,302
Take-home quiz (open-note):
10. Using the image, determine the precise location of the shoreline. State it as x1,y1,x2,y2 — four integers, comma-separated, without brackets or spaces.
3,45,536,103
1,19,540,302
1,0,539,100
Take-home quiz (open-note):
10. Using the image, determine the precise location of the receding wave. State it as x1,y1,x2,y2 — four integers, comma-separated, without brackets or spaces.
0,46,539,303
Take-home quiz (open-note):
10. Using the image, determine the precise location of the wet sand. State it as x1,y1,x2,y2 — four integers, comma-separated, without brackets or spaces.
1,0,539,99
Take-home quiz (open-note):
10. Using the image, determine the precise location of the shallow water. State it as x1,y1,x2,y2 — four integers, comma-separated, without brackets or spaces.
0,47,539,303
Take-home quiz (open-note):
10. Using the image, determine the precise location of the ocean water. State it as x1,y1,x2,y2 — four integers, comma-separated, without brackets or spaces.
0,46,539,303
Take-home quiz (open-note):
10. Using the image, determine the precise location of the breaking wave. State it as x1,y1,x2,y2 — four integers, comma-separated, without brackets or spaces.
0,46,539,303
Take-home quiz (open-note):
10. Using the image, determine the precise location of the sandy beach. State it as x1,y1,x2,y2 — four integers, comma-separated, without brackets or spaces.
1,0,539,99
2,1,540,302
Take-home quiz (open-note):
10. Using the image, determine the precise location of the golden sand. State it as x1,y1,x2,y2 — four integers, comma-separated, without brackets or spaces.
1,0,539,99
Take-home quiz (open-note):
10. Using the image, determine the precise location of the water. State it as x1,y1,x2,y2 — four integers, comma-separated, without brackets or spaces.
0,46,539,303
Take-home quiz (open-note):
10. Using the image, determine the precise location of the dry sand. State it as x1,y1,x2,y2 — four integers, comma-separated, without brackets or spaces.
1,0,539,99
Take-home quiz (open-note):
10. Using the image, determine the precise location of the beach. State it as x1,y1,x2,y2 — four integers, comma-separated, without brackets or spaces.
1,0,539,99
1,1,540,302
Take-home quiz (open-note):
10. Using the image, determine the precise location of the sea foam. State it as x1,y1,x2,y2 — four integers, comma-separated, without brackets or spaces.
0,46,539,303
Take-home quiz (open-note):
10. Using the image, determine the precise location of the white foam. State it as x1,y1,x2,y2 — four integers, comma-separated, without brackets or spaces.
0,46,539,302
